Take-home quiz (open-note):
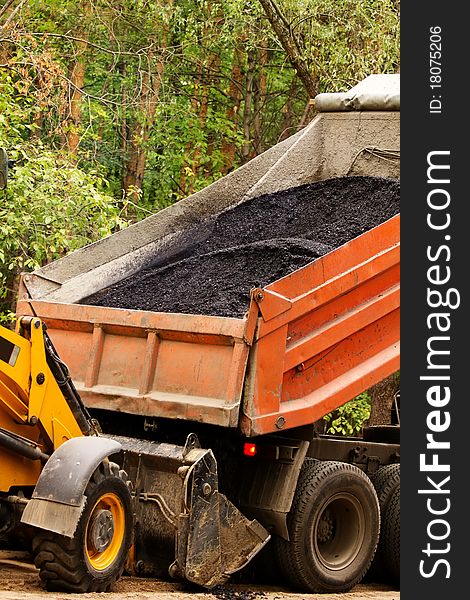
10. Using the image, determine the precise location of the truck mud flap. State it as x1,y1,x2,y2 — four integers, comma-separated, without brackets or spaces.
112,434,270,588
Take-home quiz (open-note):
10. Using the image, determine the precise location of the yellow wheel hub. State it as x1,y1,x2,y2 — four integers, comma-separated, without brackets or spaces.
85,492,125,571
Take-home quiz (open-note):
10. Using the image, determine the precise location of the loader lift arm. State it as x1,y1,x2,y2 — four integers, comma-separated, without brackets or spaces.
0,317,96,458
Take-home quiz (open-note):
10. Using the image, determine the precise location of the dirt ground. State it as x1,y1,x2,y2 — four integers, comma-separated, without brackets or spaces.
0,551,399,600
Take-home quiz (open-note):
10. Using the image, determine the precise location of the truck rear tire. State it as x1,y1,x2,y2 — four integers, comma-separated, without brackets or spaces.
368,463,400,585
381,484,400,585
32,461,133,593
275,460,380,593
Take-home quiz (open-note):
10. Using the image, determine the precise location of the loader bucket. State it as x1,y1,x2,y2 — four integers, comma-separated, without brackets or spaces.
113,434,270,587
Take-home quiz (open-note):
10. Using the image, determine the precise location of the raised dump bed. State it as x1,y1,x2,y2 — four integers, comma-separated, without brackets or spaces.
16,74,400,437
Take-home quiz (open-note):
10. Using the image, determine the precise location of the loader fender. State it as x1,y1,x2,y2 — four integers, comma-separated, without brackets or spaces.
21,436,122,537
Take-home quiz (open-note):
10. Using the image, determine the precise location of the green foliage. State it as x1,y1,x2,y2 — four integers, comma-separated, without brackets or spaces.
272,0,400,92
323,392,371,437
0,0,399,318
0,74,128,320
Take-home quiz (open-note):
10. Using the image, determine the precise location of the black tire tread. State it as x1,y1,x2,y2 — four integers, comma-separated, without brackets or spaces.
371,463,400,508
32,460,132,593
275,459,333,590
368,463,400,584
381,485,400,585
275,460,380,593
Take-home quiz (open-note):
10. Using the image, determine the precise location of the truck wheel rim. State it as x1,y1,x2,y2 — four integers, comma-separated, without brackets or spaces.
312,492,365,571
85,493,125,571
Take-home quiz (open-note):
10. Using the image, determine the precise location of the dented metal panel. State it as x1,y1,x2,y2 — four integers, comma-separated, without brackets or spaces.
15,300,255,428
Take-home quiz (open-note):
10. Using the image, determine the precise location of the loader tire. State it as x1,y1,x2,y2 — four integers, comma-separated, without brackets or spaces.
32,461,133,593
368,463,400,585
274,460,380,593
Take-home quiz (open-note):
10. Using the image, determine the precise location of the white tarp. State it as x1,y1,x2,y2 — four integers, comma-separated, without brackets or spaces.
314,74,400,112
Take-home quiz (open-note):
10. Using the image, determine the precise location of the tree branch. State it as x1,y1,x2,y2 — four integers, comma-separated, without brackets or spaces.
258,0,318,99
0,0,18,21
1,0,27,27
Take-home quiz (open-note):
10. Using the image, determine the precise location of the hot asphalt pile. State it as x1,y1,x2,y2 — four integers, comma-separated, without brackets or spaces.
82,176,399,317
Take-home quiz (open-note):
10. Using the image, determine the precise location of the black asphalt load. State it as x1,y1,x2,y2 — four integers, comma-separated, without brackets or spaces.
82,176,400,317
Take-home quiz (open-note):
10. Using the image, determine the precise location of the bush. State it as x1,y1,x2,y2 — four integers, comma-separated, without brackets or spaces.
0,70,130,321
323,392,371,436
0,144,127,321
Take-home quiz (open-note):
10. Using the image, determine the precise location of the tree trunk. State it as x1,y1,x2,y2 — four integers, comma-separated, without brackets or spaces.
220,46,243,173
278,77,299,141
182,53,220,193
366,373,400,426
297,98,316,131
123,57,163,198
252,40,268,155
258,0,319,99
242,48,255,162
122,0,172,200
66,50,86,156
62,0,90,158
179,8,224,194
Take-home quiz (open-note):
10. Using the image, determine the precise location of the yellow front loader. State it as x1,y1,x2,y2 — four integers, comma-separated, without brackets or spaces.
0,316,134,592
0,317,269,593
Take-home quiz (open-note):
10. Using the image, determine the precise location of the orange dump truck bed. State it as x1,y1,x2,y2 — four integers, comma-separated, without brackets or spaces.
16,75,400,437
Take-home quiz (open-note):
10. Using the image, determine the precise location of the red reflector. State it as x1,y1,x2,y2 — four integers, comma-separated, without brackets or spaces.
244,443,257,457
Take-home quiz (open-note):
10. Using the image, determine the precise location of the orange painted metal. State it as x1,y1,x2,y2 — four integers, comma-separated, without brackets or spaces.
17,215,399,437
15,300,253,428
240,214,400,436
